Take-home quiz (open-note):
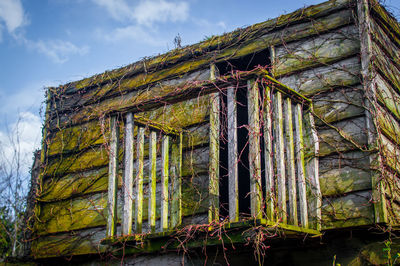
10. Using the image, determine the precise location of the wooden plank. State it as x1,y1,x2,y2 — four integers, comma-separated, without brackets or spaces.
318,117,368,157
322,191,374,229
208,92,220,223
376,105,400,146
274,91,287,223
279,56,361,97
247,80,263,219
135,126,145,233
375,73,400,122
284,98,298,226
170,133,183,228
294,104,308,228
306,112,321,231
380,134,400,174
40,143,208,202
274,25,360,77
51,6,352,116
107,116,119,237
36,174,210,235
161,135,169,231
47,96,210,158
320,166,371,197
263,86,275,222
312,87,364,126
122,112,134,235
227,87,239,222
148,131,157,233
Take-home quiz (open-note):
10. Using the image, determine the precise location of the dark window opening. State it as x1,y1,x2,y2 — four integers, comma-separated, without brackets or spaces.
218,49,271,220
215,49,271,76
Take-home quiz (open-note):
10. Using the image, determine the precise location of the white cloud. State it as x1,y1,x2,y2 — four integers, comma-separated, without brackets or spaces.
133,0,188,26
0,0,27,34
0,111,42,178
99,25,160,45
27,39,90,64
93,0,189,26
92,0,133,21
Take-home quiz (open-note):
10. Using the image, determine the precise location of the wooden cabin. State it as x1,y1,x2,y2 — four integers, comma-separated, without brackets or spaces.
26,0,400,264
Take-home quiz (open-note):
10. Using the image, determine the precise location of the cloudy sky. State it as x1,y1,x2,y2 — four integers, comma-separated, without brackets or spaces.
0,0,399,174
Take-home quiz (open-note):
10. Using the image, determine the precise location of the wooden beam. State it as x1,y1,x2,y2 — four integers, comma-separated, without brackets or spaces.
208,92,220,223
161,135,169,231
170,133,183,228
284,98,298,226
107,116,119,237
123,113,134,235
148,131,157,233
247,80,263,219
227,87,239,222
274,91,287,223
263,86,275,222
294,104,308,228
306,112,322,231
135,126,145,233
357,0,388,224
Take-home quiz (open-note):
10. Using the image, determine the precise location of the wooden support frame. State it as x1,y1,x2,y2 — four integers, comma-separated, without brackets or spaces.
148,131,157,233
161,135,170,231
306,112,322,231
294,104,309,228
123,113,134,235
357,0,388,224
170,133,183,228
208,92,220,223
107,116,119,237
247,80,263,219
274,91,287,223
263,86,275,222
135,127,145,233
284,98,298,226
227,87,239,222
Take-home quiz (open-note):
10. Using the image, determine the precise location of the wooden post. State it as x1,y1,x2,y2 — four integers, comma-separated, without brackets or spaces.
161,135,169,231
170,133,183,228
107,116,119,237
135,127,145,233
306,112,321,231
357,0,388,224
274,91,287,223
284,98,298,226
122,113,134,235
227,87,239,222
294,104,309,228
148,131,157,233
208,92,220,223
263,86,275,222
247,80,262,219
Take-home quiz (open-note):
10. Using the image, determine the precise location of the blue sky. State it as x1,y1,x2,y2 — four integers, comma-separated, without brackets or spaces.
0,0,399,174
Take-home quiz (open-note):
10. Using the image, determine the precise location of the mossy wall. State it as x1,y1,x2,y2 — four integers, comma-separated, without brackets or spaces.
30,0,400,260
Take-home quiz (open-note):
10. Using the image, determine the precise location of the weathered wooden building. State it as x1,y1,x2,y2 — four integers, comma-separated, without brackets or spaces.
26,0,400,264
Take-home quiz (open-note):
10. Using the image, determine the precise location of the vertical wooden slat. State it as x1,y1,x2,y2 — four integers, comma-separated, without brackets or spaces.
294,104,308,228
161,135,169,231
208,92,220,223
170,133,183,228
148,131,157,233
122,113,134,235
227,87,239,222
306,112,321,231
263,86,275,222
247,80,262,219
135,127,145,233
107,116,119,237
274,91,287,223
284,98,298,226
